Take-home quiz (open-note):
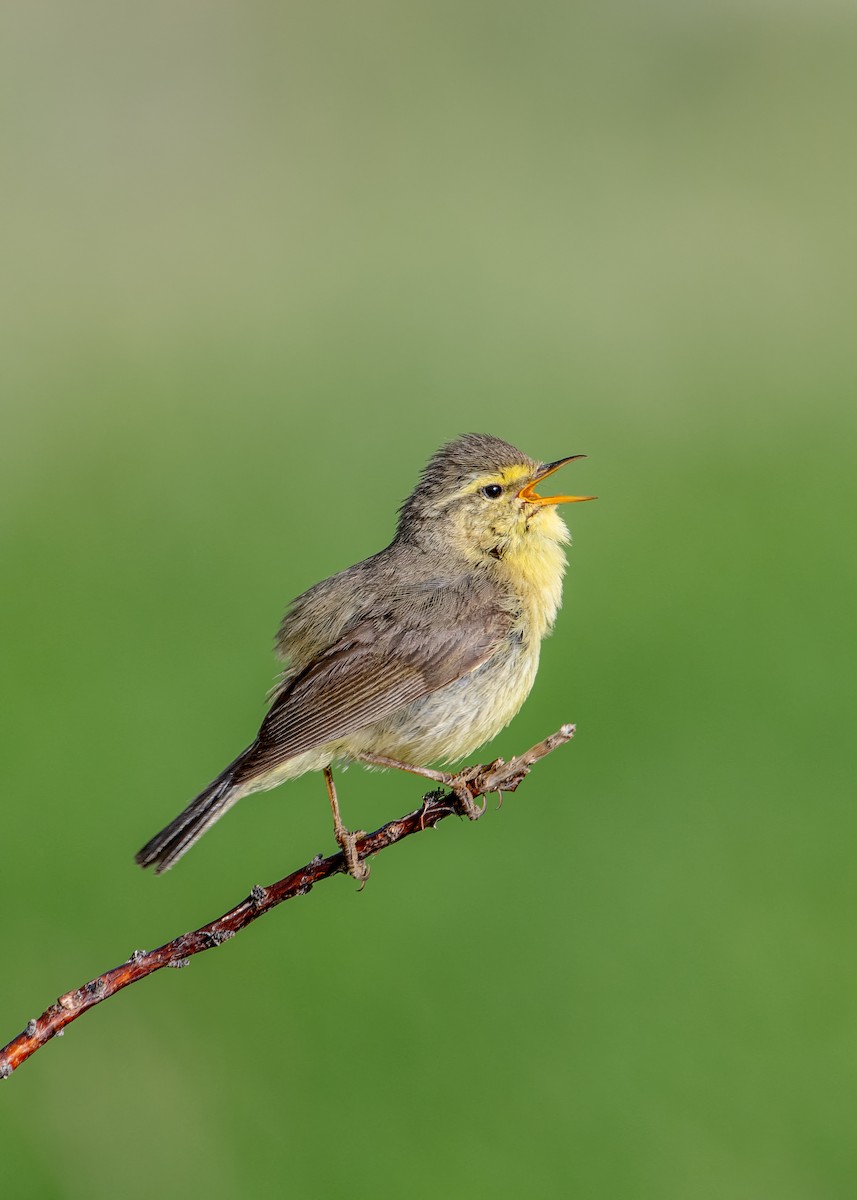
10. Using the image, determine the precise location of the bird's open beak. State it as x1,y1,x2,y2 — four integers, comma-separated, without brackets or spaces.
517,455,597,506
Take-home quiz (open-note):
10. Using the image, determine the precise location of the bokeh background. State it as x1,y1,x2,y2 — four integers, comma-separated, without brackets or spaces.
2,2,855,1196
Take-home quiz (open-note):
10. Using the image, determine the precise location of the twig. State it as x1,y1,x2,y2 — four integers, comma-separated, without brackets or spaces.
0,724,575,1080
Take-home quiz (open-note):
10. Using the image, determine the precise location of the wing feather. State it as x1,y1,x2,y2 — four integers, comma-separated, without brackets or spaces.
240,586,509,778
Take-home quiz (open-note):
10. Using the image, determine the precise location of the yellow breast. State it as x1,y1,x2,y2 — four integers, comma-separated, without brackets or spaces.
494,509,569,643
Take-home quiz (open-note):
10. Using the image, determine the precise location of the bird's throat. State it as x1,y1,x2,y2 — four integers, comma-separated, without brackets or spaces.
491,525,568,641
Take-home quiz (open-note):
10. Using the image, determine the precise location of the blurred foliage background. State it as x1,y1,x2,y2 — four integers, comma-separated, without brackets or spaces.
2,2,855,1197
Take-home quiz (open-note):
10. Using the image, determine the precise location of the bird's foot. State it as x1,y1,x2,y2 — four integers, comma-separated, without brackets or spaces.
324,765,369,888
445,771,487,821
336,827,370,888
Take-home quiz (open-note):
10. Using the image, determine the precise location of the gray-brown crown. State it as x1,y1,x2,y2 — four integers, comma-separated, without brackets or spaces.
396,433,536,536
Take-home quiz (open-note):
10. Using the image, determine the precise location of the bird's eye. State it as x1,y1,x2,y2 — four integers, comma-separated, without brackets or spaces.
481,484,503,499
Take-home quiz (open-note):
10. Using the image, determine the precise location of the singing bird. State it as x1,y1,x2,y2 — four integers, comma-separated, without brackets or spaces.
136,433,594,880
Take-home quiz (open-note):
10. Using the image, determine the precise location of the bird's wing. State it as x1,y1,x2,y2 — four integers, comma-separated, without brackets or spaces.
241,585,511,778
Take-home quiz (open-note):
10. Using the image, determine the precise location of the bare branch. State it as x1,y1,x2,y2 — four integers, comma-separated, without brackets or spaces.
0,724,575,1080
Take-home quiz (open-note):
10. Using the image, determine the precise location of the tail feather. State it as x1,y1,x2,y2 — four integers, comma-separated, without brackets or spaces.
135,748,253,874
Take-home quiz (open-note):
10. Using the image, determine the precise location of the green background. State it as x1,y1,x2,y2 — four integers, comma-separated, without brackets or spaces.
2,3,855,1196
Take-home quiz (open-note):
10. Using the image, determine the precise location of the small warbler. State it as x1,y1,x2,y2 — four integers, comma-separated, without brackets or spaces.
136,433,594,880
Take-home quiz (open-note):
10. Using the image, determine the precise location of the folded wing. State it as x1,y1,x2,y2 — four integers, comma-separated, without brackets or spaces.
241,585,510,779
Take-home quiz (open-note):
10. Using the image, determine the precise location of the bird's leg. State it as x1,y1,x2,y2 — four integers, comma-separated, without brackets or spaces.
323,766,369,886
354,753,486,821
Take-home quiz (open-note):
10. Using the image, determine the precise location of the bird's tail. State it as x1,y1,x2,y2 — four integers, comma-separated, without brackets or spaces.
134,747,254,874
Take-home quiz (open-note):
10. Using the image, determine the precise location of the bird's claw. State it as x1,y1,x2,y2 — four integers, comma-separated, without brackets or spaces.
449,779,486,821
337,829,370,887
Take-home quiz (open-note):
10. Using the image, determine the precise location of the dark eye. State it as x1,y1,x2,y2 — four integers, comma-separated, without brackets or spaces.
481,484,503,499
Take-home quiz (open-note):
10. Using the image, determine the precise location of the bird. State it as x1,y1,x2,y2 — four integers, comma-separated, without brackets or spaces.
135,433,594,881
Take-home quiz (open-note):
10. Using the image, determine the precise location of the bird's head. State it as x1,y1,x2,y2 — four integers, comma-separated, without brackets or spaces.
396,433,595,563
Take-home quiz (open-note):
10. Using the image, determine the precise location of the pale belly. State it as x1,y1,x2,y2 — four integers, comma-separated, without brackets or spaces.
245,629,544,798
340,635,542,767
245,637,540,797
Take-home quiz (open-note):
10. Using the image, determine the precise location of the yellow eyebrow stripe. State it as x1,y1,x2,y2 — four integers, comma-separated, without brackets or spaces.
461,464,531,495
